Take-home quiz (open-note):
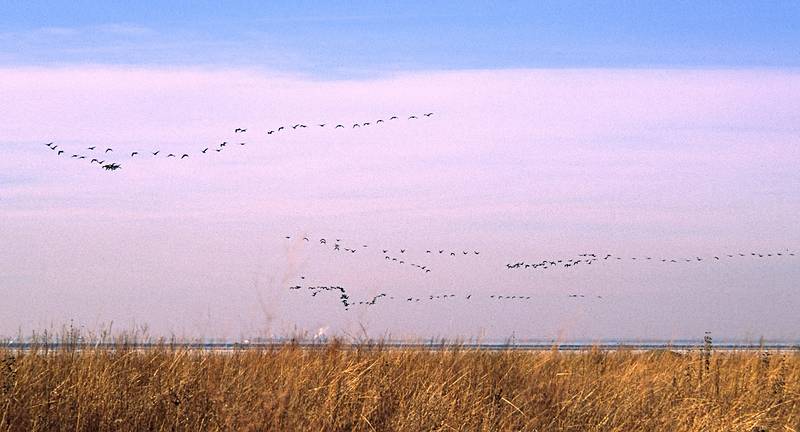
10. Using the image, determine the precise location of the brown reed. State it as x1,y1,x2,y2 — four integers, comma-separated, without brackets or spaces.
1,339,798,431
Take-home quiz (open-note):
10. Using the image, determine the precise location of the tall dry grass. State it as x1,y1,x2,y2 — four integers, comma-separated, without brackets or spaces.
1,340,799,431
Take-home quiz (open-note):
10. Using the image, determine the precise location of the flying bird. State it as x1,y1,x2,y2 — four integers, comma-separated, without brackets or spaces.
131,152,138,157
408,115,417,119
335,124,344,128
105,148,113,153
389,116,398,120
87,146,96,150
424,112,434,117
152,151,160,156
202,148,209,153
57,150,64,155
234,128,247,133
167,153,176,158
181,154,189,159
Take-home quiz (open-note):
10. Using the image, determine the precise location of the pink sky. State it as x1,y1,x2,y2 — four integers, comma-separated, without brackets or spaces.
1,67,799,341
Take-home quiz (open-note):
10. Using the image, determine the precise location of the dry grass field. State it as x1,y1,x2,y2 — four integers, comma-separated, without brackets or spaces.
1,339,799,431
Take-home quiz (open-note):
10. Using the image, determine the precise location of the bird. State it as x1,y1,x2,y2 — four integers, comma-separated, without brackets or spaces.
57,150,64,155
181,154,189,159
292,124,300,129
219,142,227,147
424,112,434,117
376,119,384,123
87,146,96,150
267,130,274,135
167,153,176,158
400,249,406,253
202,148,209,154
239,142,246,145
353,124,360,128
278,126,285,131
318,124,325,127
389,116,398,120
91,158,98,163
234,128,247,133
215,149,223,152
408,115,417,119
152,151,160,156
105,148,113,153
131,152,138,157
363,122,370,126
335,124,344,128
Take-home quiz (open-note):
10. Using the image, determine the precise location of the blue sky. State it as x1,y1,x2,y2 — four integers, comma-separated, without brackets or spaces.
1,1,799,74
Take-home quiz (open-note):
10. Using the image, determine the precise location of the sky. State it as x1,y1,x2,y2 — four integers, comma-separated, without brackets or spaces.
1,2,799,342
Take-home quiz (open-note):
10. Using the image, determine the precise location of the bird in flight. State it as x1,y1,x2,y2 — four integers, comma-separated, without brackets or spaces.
335,124,344,128
102,163,121,171
318,124,325,127
277,126,285,131
167,153,176,158
376,119,384,123
352,123,360,128
234,128,247,133
105,148,113,153
267,130,274,135
408,115,417,119
131,152,138,157
152,151,160,156
181,154,189,159
57,150,64,155
424,112,434,117
219,142,227,147
202,148,209,154
87,146,96,150
390,116,398,120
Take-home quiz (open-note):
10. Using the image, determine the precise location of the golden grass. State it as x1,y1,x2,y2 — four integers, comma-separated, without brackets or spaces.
1,341,799,431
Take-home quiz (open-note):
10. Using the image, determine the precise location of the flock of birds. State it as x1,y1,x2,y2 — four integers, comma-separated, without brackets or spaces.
285,234,797,311
41,112,434,172
288,284,602,311
506,250,797,271
283,234,486,275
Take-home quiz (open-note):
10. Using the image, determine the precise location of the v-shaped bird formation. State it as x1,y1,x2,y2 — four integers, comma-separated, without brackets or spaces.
41,112,434,172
